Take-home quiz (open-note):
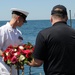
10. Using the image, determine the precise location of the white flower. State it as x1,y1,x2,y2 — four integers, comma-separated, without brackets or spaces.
19,55,25,61
6,52,9,56
14,49,17,51
19,46,24,50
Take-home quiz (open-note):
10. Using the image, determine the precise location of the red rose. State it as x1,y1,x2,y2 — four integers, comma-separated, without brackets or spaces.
11,56,18,64
22,50,32,58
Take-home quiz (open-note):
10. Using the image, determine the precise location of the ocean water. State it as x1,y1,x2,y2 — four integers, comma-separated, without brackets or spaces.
0,19,75,75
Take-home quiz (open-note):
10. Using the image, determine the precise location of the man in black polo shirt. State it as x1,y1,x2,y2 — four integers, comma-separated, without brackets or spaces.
27,5,75,75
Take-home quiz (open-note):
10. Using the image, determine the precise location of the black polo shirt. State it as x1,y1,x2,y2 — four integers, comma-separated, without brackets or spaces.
33,21,75,75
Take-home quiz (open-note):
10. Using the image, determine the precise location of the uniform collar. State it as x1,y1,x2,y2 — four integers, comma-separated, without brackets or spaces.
6,22,17,32
53,21,67,26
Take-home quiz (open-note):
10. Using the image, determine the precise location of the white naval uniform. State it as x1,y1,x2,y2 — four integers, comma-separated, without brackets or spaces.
0,22,23,75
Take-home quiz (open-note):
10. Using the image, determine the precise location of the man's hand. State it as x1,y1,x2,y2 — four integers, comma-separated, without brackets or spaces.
0,50,3,57
27,58,43,67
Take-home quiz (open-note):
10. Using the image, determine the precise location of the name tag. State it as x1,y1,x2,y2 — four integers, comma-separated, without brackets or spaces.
18,36,23,40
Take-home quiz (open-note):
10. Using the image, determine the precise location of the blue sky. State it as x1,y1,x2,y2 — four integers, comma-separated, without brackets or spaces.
0,0,75,20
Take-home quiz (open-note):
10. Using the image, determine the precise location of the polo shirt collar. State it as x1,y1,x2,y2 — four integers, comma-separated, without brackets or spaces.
53,21,67,26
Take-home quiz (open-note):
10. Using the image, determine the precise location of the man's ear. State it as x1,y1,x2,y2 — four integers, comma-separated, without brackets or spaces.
16,16,20,20
65,16,68,21
50,16,53,23
16,16,20,23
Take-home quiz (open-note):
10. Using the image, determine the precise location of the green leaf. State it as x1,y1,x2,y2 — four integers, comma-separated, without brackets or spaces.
7,60,11,64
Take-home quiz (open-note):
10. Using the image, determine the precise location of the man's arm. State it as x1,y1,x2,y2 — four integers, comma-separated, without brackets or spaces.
27,58,43,67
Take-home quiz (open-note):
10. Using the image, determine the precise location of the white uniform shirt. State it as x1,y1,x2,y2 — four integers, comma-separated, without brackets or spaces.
0,22,23,75
0,22,23,50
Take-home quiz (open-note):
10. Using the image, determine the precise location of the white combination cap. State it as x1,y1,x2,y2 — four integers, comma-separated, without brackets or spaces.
11,8,29,22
